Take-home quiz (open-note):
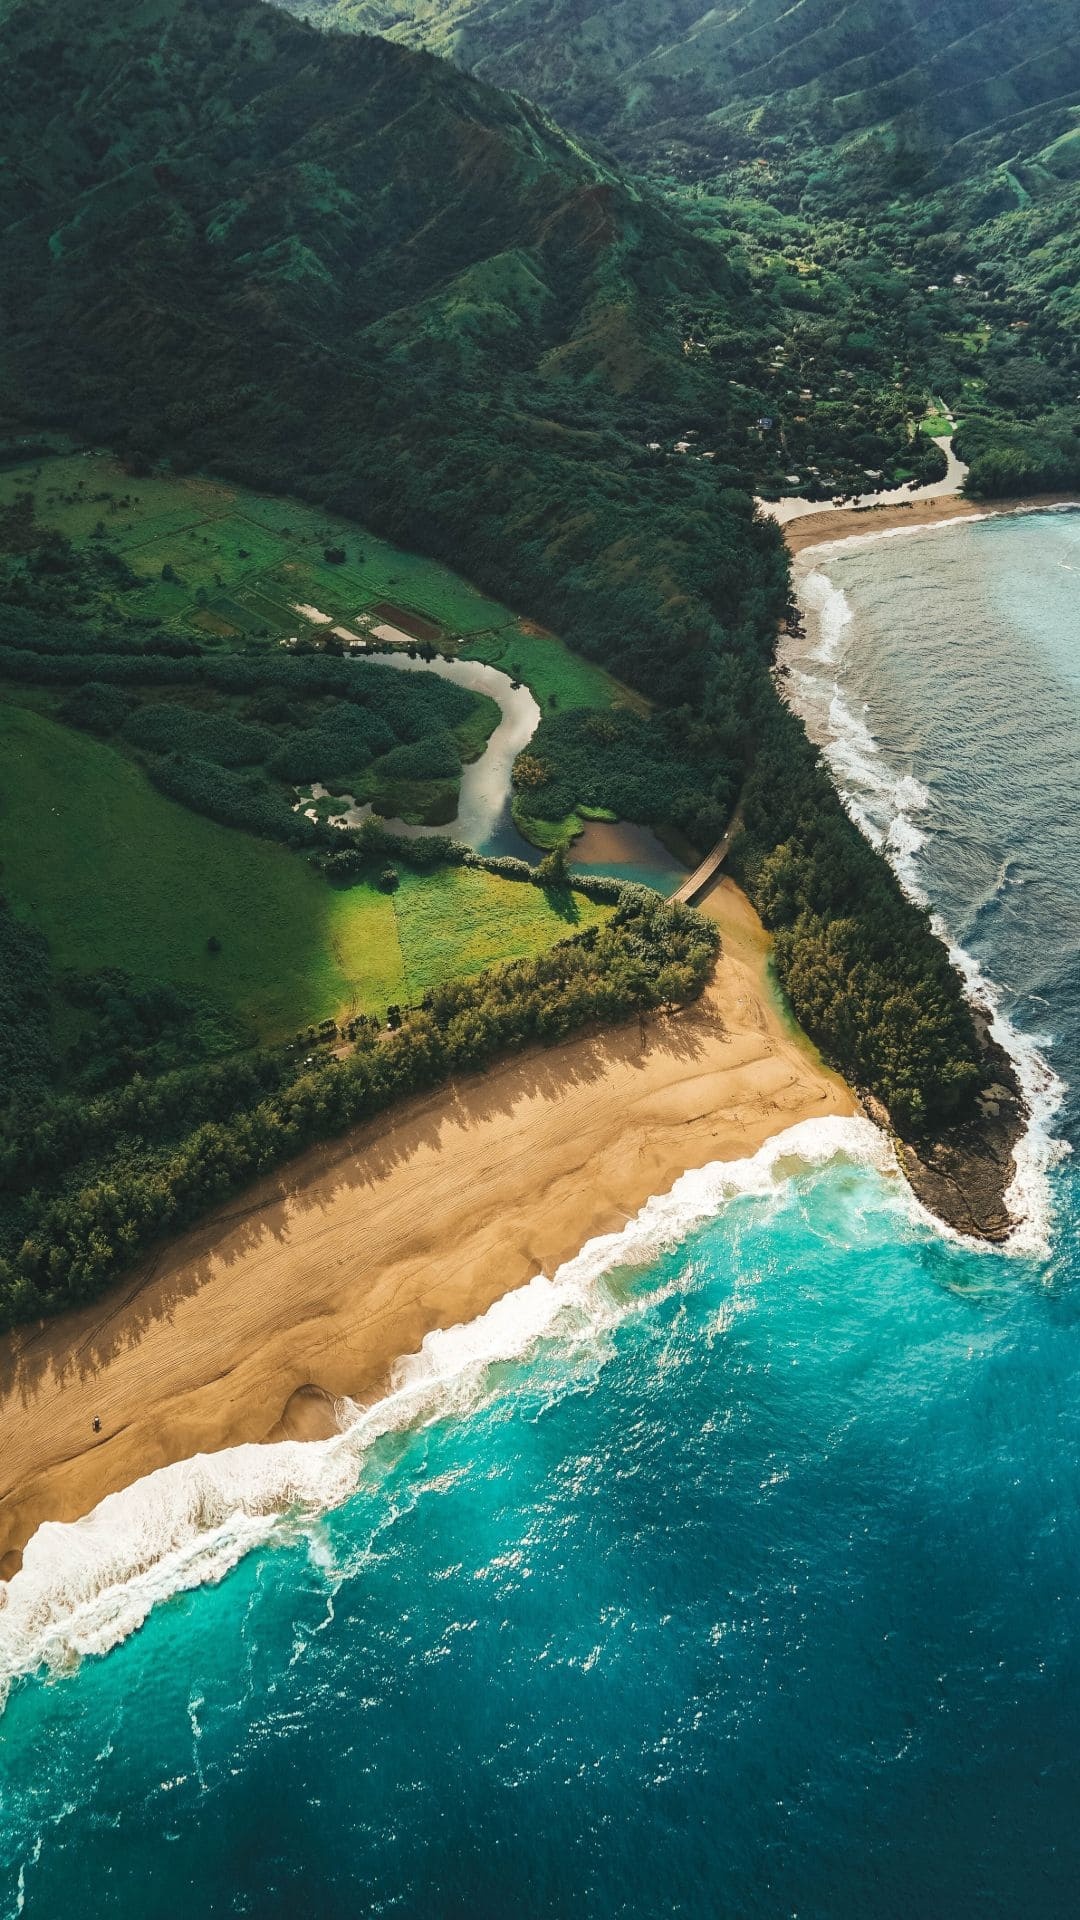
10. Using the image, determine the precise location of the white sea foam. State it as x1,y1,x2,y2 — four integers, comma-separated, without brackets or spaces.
800,565,853,665
0,1116,895,1707
785,545,1068,1255
934,921,1068,1257
783,572,933,902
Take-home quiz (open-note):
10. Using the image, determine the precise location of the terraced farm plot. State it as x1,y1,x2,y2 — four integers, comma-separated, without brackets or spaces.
0,450,515,641
0,451,642,713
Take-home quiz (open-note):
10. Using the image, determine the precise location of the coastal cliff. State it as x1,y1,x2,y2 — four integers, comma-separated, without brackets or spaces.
890,1027,1028,1245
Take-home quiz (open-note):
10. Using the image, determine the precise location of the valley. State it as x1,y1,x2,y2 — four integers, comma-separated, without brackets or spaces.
296,0,1080,499
0,0,1033,1345
1,4,1077,1904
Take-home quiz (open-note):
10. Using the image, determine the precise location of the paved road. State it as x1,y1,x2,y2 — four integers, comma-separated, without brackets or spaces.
757,417,966,527
670,804,744,905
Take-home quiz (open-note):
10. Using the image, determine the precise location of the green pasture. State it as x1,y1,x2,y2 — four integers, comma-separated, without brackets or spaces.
0,705,609,1045
461,626,635,714
393,865,609,1001
0,449,516,642
1,451,642,719
0,703,405,1041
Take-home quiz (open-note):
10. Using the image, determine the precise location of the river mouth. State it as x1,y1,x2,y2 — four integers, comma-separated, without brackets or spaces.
568,818,687,893
311,647,684,888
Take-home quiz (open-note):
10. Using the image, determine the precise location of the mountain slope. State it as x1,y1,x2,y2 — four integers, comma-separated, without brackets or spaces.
291,0,1080,164
0,0,787,708
296,0,1079,489
0,0,996,1162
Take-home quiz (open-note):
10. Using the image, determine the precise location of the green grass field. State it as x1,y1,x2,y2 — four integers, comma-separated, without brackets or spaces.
0,703,406,1041
0,451,638,715
461,627,635,714
393,865,608,1000
0,704,609,1045
0,450,516,641
920,408,954,439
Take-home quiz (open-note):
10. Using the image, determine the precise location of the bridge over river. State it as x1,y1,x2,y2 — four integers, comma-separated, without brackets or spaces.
669,805,744,906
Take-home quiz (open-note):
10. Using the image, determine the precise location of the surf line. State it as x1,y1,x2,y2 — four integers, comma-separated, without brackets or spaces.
781,520,1069,1256
0,1115,902,1707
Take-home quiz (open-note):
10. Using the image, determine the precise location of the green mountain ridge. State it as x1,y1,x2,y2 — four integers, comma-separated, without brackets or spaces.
289,0,1080,157
1,0,800,700
294,0,1080,492
0,0,1008,1296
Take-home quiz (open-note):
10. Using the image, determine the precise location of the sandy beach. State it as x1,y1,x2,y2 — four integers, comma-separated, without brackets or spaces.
783,490,1078,555
0,878,853,1576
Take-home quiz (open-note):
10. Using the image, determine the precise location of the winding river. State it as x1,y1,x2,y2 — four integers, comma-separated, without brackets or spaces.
319,648,684,888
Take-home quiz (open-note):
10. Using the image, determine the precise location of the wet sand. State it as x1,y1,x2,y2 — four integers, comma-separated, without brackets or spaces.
783,491,1079,555
0,879,854,1575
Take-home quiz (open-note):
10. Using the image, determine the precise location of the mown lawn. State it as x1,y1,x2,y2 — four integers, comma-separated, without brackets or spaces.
0,705,611,1044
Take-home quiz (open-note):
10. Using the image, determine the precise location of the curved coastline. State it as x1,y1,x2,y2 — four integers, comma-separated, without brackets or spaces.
2,496,1070,1689
780,498,1074,1249
0,879,854,1631
782,489,1080,556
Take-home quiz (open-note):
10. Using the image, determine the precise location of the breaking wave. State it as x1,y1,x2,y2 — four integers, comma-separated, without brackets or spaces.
0,1116,898,1707
785,543,1068,1260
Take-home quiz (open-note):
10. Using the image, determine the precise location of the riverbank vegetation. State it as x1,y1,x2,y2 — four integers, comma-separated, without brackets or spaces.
0,533,507,835
513,707,738,853
0,703,609,1048
0,0,1005,1332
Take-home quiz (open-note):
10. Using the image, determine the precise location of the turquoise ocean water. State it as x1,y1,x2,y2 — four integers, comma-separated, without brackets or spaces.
1,510,1079,1917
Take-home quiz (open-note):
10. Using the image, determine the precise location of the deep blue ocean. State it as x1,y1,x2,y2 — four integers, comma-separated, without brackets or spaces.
1,510,1078,1918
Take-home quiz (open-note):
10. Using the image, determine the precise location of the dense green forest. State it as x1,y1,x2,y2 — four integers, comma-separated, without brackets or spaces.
0,0,1004,1325
300,0,1080,496
0,596,500,839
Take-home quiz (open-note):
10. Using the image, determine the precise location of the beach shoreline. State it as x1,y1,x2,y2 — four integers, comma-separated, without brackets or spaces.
782,489,1079,556
0,878,854,1578
778,493,1062,1243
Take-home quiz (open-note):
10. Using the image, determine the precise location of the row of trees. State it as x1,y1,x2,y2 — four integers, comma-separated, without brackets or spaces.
0,891,718,1328
733,699,981,1133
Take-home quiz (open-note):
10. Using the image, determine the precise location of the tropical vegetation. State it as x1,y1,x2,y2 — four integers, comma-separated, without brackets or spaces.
0,0,1022,1330
301,0,1080,498
0,888,713,1328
